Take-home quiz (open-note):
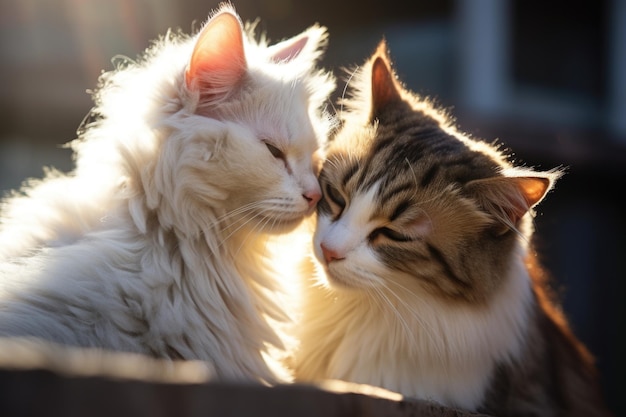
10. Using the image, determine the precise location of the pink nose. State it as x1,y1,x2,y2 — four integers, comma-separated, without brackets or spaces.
320,243,344,264
303,190,322,208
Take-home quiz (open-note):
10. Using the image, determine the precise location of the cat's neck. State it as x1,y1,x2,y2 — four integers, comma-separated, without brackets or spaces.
120,196,292,381
298,242,534,409
148,204,288,312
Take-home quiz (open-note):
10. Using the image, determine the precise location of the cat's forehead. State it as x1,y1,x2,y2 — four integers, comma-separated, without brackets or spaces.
325,116,502,193
216,78,321,152
259,88,320,152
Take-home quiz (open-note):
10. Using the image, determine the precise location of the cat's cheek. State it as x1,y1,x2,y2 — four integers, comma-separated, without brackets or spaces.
321,250,385,291
313,222,381,289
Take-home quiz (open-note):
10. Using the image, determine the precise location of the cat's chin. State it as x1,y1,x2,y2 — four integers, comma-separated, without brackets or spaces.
256,208,318,235
321,266,368,292
259,216,306,235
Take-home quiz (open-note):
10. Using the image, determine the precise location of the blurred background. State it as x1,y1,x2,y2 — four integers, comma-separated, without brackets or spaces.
0,0,623,414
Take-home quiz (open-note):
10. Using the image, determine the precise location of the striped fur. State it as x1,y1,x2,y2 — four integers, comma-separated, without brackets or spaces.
293,41,612,416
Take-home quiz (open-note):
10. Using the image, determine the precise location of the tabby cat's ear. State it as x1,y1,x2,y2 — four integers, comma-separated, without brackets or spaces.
466,174,555,232
185,8,247,97
370,41,402,122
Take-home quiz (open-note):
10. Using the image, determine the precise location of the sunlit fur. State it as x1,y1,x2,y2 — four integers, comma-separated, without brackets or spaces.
0,3,335,384
293,41,611,416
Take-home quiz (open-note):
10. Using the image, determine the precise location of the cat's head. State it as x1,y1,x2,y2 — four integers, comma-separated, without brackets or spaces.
314,41,560,303
79,3,336,237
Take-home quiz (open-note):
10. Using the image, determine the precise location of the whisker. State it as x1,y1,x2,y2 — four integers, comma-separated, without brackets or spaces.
216,201,264,225
232,206,276,256
217,208,263,248
371,285,415,344
382,279,448,362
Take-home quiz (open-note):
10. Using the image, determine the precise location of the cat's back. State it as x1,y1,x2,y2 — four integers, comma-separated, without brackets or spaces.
0,167,123,260
480,258,613,417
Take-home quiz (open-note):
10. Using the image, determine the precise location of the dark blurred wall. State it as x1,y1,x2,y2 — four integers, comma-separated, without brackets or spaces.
0,0,623,414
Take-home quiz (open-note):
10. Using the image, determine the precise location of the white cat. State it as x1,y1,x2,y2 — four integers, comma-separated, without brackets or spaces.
0,3,335,384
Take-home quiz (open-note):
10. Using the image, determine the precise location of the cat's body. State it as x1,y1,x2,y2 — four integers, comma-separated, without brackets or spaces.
0,4,335,384
293,41,612,416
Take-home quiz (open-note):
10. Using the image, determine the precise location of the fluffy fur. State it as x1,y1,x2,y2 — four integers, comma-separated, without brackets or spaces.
0,3,335,384
293,41,612,416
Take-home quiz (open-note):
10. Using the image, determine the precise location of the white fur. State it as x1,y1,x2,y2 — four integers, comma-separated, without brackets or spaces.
0,5,335,384
295,181,535,409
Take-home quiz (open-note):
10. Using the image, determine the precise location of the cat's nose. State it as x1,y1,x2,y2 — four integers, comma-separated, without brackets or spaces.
320,243,344,264
303,190,321,208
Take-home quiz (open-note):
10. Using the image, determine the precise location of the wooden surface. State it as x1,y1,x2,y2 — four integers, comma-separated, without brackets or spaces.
0,338,490,417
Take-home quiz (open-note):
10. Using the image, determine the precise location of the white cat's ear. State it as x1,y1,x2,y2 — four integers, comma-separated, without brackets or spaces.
185,8,247,96
268,25,328,64
370,41,403,121
269,35,309,62
466,173,558,231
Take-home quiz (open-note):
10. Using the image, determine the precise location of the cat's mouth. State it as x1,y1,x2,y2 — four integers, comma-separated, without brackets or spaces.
317,254,382,292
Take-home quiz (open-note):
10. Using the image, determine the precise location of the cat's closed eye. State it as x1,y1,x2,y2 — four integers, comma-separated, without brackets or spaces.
368,226,412,242
265,142,285,160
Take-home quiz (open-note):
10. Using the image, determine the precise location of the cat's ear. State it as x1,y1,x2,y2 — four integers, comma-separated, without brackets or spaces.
268,25,329,64
269,34,309,62
185,8,247,97
370,41,402,121
466,174,557,232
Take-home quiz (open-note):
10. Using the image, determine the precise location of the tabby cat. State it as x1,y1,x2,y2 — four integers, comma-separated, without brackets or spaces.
0,3,334,384
293,40,612,416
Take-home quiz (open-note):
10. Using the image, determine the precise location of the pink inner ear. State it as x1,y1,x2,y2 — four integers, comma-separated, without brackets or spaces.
466,175,552,227
270,36,308,62
185,11,246,91
370,50,402,119
513,176,551,208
